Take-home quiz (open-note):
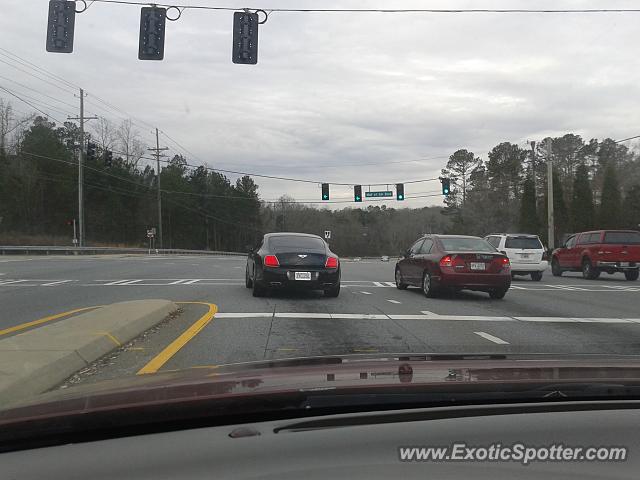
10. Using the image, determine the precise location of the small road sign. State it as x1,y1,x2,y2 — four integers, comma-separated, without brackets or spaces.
324,230,331,239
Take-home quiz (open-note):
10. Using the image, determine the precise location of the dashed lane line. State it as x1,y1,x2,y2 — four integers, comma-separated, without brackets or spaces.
474,331,510,344
386,299,401,304
360,291,373,295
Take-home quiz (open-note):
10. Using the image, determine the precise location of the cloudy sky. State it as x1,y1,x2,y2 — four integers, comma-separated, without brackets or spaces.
2,0,640,207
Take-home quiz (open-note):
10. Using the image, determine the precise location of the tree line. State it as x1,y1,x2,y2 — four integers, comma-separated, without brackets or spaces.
441,135,640,247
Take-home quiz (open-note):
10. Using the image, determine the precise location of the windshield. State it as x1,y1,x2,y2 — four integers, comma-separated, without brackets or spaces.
269,236,326,252
440,238,496,252
603,232,640,244
3,0,640,435
505,237,543,249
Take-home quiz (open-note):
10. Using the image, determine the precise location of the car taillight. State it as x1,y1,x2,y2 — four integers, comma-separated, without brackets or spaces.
439,255,452,267
500,257,510,269
325,256,339,268
542,251,549,261
264,255,280,267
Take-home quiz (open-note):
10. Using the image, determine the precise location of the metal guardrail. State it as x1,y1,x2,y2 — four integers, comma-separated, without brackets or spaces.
0,246,247,256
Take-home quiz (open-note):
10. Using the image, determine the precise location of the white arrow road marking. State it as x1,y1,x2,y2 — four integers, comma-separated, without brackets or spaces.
41,280,74,286
474,331,510,344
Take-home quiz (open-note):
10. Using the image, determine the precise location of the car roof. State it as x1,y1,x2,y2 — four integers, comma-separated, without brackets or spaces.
264,232,323,240
487,233,539,237
431,235,483,239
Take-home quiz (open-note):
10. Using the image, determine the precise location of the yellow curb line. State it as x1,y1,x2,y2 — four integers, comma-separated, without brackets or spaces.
0,306,103,337
137,302,218,375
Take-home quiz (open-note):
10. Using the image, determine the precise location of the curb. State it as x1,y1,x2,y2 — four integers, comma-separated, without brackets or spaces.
0,300,177,407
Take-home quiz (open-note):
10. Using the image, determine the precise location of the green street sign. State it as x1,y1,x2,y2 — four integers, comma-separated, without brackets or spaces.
365,191,393,198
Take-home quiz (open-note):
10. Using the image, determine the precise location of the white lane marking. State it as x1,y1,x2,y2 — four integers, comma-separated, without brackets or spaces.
104,279,133,285
360,291,373,295
474,331,510,345
216,313,274,318
167,279,189,285
276,313,332,319
121,279,143,285
0,273,5,275
385,281,396,287
386,299,401,304
331,313,389,320
373,281,385,287
41,280,73,286
182,279,201,284
514,317,579,323
421,311,512,321
234,266,243,269
0,280,29,286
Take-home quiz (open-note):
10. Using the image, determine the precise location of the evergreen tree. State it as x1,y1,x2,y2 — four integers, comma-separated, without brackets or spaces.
518,176,539,234
570,163,594,232
597,163,622,228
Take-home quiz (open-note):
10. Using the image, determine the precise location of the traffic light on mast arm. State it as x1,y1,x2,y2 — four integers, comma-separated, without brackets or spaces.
86,142,97,161
322,183,330,200
354,185,362,202
396,183,404,201
441,177,451,196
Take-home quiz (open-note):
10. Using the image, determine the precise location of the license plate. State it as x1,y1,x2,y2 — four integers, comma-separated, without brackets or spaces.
620,262,630,267
470,262,485,271
294,271,312,281
521,253,530,258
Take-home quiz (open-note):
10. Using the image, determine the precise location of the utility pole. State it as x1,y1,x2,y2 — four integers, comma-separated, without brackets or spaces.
68,88,97,247
148,128,168,249
546,139,554,250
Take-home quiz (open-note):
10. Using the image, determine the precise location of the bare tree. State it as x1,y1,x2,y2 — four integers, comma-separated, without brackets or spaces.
92,117,117,154
117,119,146,167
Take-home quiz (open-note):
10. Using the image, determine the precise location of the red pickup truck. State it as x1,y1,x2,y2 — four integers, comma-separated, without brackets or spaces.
551,230,640,280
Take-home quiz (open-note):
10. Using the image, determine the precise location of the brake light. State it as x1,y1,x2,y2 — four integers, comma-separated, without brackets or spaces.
439,255,452,267
500,257,510,269
542,251,549,261
325,256,339,268
264,255,279,267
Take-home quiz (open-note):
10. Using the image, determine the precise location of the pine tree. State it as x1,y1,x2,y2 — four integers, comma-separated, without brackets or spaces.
622,184,640,229
570,163,594,232
597,163,622,228
519,176,539,234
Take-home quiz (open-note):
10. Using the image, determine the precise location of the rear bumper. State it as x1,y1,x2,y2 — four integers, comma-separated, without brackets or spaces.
434,272,511,291
260,267,340,290
510,261,548,273
596,261,639,270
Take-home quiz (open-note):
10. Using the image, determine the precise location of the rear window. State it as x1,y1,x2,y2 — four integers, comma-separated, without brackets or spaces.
505,236,543,249
269,236,326,252
603,232,640,244
439,238,495,252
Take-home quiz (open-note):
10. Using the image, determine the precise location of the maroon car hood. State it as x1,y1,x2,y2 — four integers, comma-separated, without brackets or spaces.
3,353,640,423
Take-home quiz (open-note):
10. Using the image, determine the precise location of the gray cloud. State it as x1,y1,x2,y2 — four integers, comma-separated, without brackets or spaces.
2,0,640,206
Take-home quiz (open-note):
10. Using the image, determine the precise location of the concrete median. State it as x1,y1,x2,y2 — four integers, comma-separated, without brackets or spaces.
0,299,177,407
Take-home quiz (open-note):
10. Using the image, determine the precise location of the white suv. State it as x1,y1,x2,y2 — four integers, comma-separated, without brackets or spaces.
485,233,548,281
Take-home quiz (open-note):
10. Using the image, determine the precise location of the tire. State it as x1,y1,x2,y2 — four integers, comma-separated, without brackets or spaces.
582,258,599,280
252,272,267,297
395,267,408,290
422,272,437,298
531,271,543,282
489,289,508,299
625,269,640,281
325,283,340,297
551,258,563,277
245,265,253,288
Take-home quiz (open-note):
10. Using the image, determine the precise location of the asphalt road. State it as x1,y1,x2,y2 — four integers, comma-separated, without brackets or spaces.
2,254,640,384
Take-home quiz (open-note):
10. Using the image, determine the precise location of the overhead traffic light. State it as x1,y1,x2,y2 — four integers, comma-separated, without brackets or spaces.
86,142,97,161
46,1,76,53
396,183,404,201
139,7,166,60
322,183,330,200
104,150,113,167
354,185,362,202
232,11,259,64
441,178,451,196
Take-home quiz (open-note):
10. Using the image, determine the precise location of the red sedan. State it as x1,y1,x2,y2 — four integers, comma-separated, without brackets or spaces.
395,235,511,299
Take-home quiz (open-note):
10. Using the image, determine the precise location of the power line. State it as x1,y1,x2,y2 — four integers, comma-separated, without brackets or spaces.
0,85,74,117
0,86,65,124
0,57,75,95
88,1,640,14
0,48,78,91
0,74,78,111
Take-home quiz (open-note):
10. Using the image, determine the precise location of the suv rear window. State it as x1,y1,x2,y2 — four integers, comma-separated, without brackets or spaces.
505,236,543,249
439,238,495,252
269,236,326,252
603,232,640,244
